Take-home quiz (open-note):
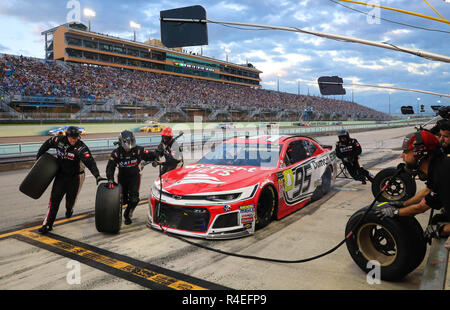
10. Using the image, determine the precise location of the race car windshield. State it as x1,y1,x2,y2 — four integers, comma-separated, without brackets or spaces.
198,143,281,167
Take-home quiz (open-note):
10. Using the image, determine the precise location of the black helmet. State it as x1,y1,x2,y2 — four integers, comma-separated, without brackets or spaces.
66,126,81,138
338,130,349,138
119,130,136,150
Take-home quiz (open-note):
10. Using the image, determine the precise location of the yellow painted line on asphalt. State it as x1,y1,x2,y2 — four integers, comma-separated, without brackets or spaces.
0,199,149,239
0,213,91,239
17,230,206,290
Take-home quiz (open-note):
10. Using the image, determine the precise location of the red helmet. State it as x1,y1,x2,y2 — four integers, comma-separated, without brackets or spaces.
402,130,438,160
161,127,173,137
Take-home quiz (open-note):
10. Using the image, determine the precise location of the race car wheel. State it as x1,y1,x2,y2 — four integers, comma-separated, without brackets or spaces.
256,186,276,229
371,167,416,202
19,153,59,199
345,205,425,281
311,166,332,201
95,182,122,234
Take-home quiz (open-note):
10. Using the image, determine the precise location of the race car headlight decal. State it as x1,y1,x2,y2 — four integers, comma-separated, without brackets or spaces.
205,193,241,202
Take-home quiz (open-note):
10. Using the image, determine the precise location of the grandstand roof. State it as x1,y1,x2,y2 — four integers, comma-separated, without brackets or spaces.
42,22,262,73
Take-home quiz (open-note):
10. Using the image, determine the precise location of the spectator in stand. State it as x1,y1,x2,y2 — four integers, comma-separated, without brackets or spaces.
0,54,387,119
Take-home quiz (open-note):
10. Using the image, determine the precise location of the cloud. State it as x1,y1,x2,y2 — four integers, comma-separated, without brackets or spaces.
0,43,9,52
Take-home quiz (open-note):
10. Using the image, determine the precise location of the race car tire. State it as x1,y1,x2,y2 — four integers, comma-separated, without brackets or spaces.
256,186,276,229
311,165,332,201
95,182,122,234
371,167,416,202
345,205,424,281
397,216,427,274
19,153,59,199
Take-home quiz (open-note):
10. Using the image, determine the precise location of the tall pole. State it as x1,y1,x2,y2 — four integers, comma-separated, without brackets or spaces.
388,94,390,115
83,8,96,32
417,97,420,115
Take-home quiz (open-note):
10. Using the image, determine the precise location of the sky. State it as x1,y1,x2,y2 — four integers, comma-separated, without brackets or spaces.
0,0,449,114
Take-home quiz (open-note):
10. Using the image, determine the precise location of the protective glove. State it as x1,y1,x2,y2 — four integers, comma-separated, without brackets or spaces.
374,204,399,220
107,179,115,189
424,224,444,245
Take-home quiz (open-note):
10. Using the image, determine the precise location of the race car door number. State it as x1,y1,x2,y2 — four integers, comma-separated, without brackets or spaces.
283,163,312,204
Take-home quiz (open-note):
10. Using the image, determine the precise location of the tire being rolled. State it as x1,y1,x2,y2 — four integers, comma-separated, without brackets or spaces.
95,183,122,234
345,204,425,281
19,153,59,199
371,167,416,202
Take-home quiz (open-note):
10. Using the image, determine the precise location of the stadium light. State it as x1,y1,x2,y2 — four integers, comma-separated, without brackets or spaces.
130,21,141,41
225,48,231,62
83,8,96,31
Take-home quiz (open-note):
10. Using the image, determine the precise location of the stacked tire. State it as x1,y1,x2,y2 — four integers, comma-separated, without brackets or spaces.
371,167,416,202
95,182,122,234
345,204,426,281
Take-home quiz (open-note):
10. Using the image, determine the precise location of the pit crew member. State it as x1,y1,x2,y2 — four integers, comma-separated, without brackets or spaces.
36,126,102,234
375,130,450,242
335,130,373,184
106,130,156,225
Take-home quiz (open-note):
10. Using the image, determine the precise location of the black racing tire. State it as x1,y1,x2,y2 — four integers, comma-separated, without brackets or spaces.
256,186,276,230
95,182,122,234
311,166,332,201
345,205,425,281
397,216,427,274
371,167,416,202
19,153,59,199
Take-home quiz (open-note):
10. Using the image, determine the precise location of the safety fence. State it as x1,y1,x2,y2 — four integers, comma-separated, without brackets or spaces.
0,121,421,163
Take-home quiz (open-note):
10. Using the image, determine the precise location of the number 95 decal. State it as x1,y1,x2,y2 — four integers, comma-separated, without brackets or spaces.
282,163,312,204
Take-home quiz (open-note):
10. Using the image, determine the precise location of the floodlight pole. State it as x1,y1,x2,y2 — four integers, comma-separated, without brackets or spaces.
160,18,450,63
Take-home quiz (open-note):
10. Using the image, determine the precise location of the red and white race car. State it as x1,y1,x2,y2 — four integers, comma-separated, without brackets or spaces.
148,135,337,239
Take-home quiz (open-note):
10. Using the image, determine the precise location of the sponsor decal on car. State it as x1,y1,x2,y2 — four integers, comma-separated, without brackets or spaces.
241,213,254,224
239,204,255,213
185,164,258,174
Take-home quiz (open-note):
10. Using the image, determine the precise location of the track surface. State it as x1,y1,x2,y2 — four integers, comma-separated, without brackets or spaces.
0,127,435,291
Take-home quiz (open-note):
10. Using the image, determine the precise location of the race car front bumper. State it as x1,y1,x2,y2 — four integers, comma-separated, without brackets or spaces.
147,197,256,240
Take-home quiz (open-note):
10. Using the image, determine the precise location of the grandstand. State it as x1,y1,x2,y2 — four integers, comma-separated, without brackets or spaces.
41,22,261,88
0,22,388,123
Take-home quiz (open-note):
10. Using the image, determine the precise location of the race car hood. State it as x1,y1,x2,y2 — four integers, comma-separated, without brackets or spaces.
158,163,273,195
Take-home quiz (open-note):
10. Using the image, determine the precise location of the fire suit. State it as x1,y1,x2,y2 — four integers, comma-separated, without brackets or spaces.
36,135,100,228
106,146,156,219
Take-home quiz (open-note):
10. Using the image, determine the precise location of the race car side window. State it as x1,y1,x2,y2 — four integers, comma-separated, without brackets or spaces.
285,141,309,165
302,140,317,156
